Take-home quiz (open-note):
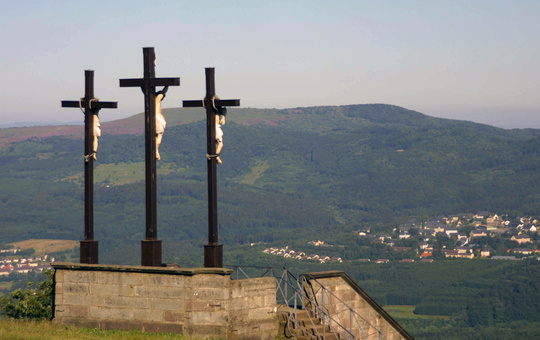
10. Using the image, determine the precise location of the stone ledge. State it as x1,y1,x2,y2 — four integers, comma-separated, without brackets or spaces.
53,262,233,276
53,317,99,329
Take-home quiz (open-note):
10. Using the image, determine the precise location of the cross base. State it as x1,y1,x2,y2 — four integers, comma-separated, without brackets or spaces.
141,240,162,266
204,243,223,268
80,240,99,264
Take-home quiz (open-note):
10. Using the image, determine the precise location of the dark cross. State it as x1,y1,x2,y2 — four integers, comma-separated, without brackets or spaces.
119,47,180,266
61,70,118,264
183,68,240,267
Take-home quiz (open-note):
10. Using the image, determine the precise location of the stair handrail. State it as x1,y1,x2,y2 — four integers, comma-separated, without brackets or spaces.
303,271,416,340
277,270,355,339
301,274,381,339
228,265,355,339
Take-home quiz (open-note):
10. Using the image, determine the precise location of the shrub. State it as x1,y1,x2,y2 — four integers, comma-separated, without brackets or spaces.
0,270,53,320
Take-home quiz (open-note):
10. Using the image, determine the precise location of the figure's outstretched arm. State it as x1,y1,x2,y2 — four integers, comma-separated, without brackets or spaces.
156,86,169,98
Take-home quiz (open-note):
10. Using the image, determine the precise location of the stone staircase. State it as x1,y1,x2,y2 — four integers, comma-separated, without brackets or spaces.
277,305,341,340
227,267,414,340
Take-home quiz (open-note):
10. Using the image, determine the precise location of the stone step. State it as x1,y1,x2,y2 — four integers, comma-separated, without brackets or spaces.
308,324,339,339
277,304,342,340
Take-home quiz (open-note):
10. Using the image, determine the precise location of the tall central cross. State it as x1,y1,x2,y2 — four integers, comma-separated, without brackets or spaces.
183,68,240,267
61,70,118,264
120,47,180,266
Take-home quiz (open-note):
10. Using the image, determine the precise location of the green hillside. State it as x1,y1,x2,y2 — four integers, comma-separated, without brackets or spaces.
1,104,539,264
2,104,540,339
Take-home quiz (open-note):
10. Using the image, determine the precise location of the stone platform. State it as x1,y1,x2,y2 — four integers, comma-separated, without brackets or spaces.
52,262,278,339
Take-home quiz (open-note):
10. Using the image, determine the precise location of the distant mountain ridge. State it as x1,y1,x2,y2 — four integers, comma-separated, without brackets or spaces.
1,104,539,148
0,122,77,129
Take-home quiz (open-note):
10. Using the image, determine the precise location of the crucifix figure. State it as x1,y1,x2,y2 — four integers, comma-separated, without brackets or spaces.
61,70,118,264
120,47,180,266
92,114,101,160
155,86,168,160
214,106,226,164
183,68,240,268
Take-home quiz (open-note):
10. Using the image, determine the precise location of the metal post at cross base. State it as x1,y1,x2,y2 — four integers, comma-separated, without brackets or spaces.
61,70,118,264
119,47,180,266
183,68,240,267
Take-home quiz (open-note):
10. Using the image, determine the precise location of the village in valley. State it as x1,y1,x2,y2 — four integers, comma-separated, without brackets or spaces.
0,240,71,279
262,212,540,263
0,248,53,276
1,211,538,271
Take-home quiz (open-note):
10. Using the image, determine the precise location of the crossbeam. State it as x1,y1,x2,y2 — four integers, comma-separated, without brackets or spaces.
183,99,240,107
119,78,180,88
61,101,118,109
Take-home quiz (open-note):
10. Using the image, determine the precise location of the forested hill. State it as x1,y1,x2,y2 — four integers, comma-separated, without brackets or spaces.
2,104,539,145
1,104,539,264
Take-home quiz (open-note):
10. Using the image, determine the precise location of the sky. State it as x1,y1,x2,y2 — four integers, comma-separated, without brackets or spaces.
0,0,539,129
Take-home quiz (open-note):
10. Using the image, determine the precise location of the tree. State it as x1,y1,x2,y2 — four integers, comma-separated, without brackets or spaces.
0,270,53,320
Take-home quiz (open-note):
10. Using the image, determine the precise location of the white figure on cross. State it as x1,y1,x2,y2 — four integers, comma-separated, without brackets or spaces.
215,109,226,164
155,86,168,160
92,114,101,160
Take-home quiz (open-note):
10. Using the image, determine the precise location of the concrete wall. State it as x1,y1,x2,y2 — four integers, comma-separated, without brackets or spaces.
52,263,278,340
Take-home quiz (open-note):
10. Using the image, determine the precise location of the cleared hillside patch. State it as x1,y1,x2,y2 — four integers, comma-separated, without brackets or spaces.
384,305,450,320
239,160,270,185
59,162,183,186
9,239,79,257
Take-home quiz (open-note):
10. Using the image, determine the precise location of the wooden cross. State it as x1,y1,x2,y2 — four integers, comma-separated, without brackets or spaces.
183,68,240,268
119,47,180,266
61,70,118,264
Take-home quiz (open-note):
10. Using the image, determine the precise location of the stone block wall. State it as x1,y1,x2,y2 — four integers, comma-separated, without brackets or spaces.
228,277,278,337
52,263,278,340
303,271,414,340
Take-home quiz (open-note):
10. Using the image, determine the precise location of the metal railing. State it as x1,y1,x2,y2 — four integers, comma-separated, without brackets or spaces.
227,265,382,339
301,275,383,340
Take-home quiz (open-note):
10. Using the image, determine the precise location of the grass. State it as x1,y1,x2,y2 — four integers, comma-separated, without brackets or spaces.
0,319,191,340
9,239,79,258
384,305,450,320
94,162,145,185
61,162,184,186
239,161,270,185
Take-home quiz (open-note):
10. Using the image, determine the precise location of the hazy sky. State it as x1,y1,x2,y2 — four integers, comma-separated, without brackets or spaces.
1,0,539,128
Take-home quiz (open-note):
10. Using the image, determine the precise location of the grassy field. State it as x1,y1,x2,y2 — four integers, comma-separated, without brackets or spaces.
61,162,183,186
9,239,79,257
384,305,450,320
239,161,270,185
0,319,190,340
94,162,146,185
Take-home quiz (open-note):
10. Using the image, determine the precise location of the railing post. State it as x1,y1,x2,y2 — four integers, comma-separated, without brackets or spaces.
293,275,298,329
285,271,289,306
321,289,325,327
350,308,353,338
294,288,298,329
323,289,327,339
